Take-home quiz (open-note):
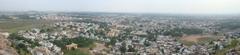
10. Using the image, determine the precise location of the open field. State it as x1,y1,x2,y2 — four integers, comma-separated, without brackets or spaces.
179,34,223,46
0,19,56,33
180,35,207,42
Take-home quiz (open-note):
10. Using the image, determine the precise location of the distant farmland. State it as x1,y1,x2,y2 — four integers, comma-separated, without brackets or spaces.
0,19,55,33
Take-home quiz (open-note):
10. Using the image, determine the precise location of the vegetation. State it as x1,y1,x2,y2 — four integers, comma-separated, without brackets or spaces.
120,42,127,53
219,19,240,30
63,48,90,55
52,36,95,55
163,28,203,37
9,33,40,47
0,19,54,33
11,43,31,55
215,39,240,55
0,15,11,19
73,19,109,28
52,37,94,48
106,37,117,46
9,33,40,55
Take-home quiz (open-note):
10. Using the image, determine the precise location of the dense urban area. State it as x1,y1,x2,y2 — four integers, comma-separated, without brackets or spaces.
0,11,240,55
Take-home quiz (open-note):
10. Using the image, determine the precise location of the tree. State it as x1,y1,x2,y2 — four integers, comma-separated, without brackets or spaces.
128,45,136,52
52,37,94,48
120,42,127,53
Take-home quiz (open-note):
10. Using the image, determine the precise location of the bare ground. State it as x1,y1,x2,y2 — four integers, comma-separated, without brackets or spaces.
180,35,211,42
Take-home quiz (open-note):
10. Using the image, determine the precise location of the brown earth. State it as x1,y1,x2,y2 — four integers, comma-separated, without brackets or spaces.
180,35,209,42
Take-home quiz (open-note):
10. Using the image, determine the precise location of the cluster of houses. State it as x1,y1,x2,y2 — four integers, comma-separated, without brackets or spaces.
107,35,210,55
10,18,240,55
105,32,240,55
13,21,111,55
17,28,62,55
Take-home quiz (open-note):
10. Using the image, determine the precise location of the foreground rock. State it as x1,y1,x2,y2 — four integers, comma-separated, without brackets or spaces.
0,32,18,55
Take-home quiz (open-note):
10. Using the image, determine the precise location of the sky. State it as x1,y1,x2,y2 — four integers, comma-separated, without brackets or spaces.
0,0,240,14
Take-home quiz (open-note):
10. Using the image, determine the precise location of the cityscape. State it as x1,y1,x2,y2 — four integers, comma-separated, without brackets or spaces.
1,0,240,55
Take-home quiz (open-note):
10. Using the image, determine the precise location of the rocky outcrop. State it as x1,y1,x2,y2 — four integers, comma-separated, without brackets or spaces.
0,32,18,55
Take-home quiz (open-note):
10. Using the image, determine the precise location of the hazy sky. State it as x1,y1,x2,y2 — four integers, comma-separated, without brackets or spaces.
0,0,240,14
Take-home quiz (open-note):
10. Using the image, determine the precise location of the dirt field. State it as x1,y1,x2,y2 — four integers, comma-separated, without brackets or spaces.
180,35,218,43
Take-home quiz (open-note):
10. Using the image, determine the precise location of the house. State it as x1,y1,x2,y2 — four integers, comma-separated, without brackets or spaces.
65,43,78,50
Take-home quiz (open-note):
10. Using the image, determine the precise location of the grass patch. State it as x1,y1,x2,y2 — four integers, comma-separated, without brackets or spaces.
63,48,90,55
